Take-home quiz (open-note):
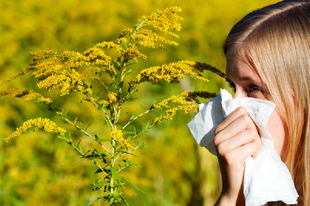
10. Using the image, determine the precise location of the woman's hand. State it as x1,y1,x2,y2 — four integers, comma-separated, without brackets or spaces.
214,107,261,206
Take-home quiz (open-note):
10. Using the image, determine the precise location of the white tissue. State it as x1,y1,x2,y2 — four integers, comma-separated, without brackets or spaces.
187,89,298,206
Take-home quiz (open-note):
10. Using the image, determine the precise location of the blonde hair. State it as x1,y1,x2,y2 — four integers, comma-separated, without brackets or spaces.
224,1,310,205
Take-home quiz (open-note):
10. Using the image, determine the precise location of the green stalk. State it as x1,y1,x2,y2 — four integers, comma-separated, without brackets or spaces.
110,129,116,202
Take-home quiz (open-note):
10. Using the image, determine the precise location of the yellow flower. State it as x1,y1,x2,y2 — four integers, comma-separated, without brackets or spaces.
95,41,121,50
104,93,118,106
154,107,178,124
110,129,135,151
118,28,133,38
29,50,57,62
152,91,199,124
5,118,66,142
130,7,182,51
36,67,93,96
122,48,147,61
140,7,183,37
83,47,111,64
132,29,179,49
132,60,209,85
0,88,52,104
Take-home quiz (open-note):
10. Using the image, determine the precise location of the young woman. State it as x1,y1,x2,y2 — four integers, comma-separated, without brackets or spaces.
214,1,310,205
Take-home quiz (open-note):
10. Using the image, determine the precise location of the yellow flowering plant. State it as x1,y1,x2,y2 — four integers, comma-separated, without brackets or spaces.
0,7,224,205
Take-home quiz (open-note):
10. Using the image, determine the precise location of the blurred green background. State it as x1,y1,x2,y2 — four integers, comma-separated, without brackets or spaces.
0,0,279,205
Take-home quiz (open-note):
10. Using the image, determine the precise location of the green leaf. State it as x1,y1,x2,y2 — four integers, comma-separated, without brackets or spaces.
124,159,138,165
95,90,102,98
98,118,108,127
124,70,135,77
93,159,102,170
133,127,137,135
95,134,110,143
121,39,128,49
87,197,103,206
74,117,78,125
145,121,151,129
109,197,114,205
85,123,92,131
67,132,72,142
120,176,144,194
123,131,136,135
126,136,132,142
93,149,100,158
61,118,69,124
77,140,83,153
98,103,103,110
108,82,114,90
46,104,54,111
131,88,138,95
94,168,104,174
119,112,128,118
129,114,136,121
123,98,134,105
119,159,139,168
66,111,70,117
120,195,130,206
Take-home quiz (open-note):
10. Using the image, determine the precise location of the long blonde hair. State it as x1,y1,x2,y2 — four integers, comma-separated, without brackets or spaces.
224,1,310,205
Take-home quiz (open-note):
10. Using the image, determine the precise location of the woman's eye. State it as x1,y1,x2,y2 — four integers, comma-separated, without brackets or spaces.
248,85,261,93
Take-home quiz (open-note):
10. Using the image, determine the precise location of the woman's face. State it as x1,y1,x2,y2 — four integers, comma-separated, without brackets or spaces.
225,50,285,156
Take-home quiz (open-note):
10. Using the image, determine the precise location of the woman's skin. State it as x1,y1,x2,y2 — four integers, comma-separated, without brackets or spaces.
214,50,286,205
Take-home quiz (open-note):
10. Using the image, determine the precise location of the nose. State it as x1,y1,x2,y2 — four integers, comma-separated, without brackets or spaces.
233,87,246,99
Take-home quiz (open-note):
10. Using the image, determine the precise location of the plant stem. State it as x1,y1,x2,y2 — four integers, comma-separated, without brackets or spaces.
58,113,111,154
111,136,115,198
122,109,152,130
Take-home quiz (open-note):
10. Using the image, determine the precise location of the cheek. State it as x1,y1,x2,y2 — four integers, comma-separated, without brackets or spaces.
266,109,286,156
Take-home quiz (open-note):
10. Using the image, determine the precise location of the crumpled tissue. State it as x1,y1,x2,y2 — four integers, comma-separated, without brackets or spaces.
187,89,298,206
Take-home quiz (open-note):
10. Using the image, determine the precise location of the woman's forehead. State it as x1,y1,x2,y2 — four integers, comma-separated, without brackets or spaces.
225,50,261,83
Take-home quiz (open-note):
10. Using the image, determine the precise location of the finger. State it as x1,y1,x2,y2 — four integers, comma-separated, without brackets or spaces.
215,106,249,135
216,127,261,156
214,113,257,146
223,141,259,167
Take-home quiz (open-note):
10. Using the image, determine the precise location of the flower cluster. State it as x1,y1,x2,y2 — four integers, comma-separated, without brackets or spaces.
102,93,118,107
133,28,178,49
0,88,52,104
131,7,182,50
131,60,210,85
153,91,199,124
185,91,217,104
110,129,135,151
142,7,183,37
36,67,90,96
83,48,111,65
4,118,66,142
121,48,147,62
29,48,114,96
30,50,58,62
95,41,121,50
193,61,226,78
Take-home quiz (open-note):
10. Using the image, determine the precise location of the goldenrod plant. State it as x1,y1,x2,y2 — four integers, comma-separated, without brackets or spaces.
1,7,224,205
